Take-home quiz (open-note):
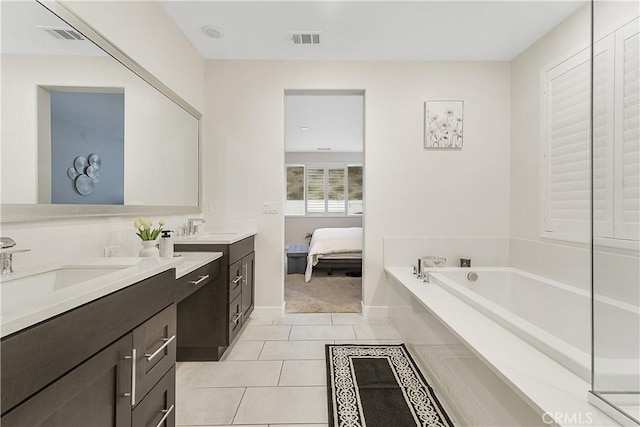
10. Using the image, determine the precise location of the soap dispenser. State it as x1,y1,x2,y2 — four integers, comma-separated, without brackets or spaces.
159,230,174,257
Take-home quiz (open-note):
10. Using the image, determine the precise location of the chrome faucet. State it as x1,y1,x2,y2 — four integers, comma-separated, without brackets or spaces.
1,237,31,276
186,218,206,235
422,272,431,283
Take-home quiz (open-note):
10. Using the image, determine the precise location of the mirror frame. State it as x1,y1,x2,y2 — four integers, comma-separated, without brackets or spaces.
1,0,203,223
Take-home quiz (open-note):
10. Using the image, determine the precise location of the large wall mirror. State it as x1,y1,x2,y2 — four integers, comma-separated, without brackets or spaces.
1,0,201,222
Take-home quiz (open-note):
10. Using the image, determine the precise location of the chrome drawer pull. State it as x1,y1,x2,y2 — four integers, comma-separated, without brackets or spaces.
123,349,137,406
155,404,175,427
145,335,176,362
232,312,242,324
232,275,243,285
189,274,209,285
243,264,248,286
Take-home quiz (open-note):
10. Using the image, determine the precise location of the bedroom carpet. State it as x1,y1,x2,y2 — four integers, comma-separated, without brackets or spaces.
285,271,361,313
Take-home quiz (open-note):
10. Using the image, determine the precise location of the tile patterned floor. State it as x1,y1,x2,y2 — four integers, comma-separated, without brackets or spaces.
176,313,402,426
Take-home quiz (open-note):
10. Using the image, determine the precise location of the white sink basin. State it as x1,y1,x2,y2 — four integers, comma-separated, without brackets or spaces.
12,266,129,291
0,257,184,338
1,265,131,319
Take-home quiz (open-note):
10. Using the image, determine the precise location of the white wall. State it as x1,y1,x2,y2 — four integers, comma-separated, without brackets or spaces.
0,1,205,266
204,60,511,312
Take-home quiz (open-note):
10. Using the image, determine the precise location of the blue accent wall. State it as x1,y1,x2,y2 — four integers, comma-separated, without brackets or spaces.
50,91,124,204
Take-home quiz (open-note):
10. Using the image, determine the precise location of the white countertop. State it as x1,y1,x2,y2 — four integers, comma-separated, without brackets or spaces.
385,266,618,427
174,252,223,278
173,230,256,245
0,252,222,338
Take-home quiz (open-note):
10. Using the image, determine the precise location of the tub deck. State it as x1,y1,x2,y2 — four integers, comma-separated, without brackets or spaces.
385,266,619,427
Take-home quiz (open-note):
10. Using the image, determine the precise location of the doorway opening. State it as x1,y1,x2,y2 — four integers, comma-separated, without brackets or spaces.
283,90,365,313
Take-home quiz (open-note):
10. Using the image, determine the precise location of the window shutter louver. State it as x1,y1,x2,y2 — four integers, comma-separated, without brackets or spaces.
544,48,594,237
306,168,325,213
614,18,640,240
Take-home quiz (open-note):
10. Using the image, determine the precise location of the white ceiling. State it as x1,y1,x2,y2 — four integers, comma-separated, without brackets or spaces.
285,93,364,152
160,1,586,61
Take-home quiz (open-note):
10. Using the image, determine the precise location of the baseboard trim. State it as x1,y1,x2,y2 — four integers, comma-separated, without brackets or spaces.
252,305,285,318
361,303,389,318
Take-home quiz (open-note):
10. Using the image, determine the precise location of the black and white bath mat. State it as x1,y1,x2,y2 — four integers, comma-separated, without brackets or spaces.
325,344,454,427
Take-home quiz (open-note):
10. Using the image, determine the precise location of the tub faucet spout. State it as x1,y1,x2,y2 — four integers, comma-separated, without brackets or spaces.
422,272,431,283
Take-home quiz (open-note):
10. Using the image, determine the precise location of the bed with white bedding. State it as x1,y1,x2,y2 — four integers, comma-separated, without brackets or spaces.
305,227,363,282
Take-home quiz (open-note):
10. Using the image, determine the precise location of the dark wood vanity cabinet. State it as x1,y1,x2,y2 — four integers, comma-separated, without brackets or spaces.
175,235,255,361
1,270,177,427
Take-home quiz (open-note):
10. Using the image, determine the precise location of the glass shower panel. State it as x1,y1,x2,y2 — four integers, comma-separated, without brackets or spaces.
592,1,640,424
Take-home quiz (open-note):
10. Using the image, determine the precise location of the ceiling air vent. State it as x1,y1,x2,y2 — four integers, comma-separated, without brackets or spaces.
290,32,321,45
317,147,332,151
38,26,85,41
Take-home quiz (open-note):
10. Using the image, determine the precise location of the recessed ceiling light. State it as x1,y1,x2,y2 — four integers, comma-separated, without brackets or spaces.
300,126,309,131
201,25,223,39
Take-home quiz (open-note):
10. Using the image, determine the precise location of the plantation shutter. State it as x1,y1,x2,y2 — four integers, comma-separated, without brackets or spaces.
614,18,640,240
306,168,325,213
543,47,593,238
327,168,346,213
593,35,616,238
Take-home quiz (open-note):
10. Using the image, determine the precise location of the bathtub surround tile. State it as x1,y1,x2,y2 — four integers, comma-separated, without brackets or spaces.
175,387,245,425
223,341,265,361
188,361,283,388
279,360,327,386
259,340,332,360
383,237,509,269
289,325,356,340
239,325,291,341
353,324,402,340
272,313,333,325
233,387,328,425
509,238,590,291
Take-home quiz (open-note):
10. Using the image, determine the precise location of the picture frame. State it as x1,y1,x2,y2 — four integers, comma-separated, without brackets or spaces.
424,100,464,149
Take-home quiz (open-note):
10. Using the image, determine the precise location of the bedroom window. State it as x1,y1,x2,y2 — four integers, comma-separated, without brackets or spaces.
286,166,305,215
285,164,363,216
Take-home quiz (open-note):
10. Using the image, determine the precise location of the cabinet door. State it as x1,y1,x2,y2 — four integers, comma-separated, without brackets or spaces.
241,252,255,318
133,304,176,406
132,366,175,427
1,334,133,427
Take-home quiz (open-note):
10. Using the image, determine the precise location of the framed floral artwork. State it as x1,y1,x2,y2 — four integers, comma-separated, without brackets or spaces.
424,100,464,149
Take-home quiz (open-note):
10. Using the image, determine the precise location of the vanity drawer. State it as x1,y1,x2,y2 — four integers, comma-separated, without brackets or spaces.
176,260,219,303
228,295,243,344
229,260,242,302
133,304,176,407
132,366,175,427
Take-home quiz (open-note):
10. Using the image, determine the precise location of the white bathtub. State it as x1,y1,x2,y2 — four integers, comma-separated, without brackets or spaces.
429,267,640,385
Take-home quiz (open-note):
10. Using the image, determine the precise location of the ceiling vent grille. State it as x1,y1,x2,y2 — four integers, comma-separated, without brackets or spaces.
290,32,321,45
38,26,85,41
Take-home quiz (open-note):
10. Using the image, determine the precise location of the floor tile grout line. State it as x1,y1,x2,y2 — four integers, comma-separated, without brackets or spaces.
230,386,248,425
276,360,285,386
